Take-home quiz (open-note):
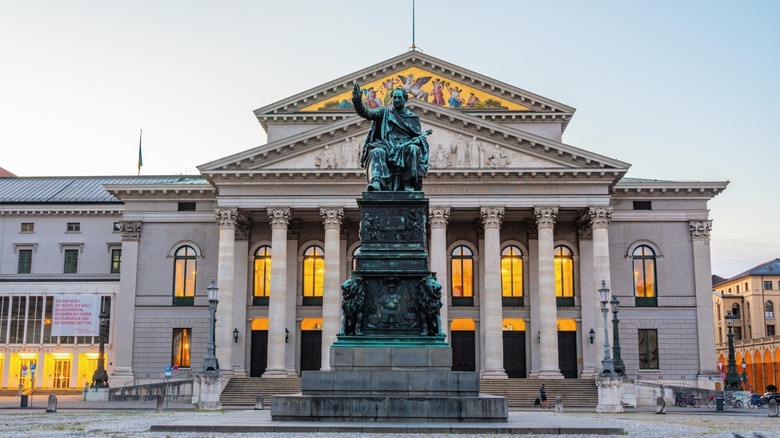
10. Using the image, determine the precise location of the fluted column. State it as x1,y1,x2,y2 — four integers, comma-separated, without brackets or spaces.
264,207,291,377
535,206,563,379
429,206,450,337
320,207,344,370
480,207,507,378
215,208,238,374
690,220,718,384
108,221,141,387
589,207,613,371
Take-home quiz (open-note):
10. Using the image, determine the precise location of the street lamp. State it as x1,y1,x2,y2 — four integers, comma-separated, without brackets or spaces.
724,311,741,389
741,358,748,388
598,280,615,376
203,279,220,373
610,295,625,376
90,308,109,388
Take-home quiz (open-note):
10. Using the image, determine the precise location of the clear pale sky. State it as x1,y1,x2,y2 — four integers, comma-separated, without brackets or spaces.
1,1,778,278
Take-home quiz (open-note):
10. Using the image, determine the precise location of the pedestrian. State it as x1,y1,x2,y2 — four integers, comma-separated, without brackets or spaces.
540,383,548,409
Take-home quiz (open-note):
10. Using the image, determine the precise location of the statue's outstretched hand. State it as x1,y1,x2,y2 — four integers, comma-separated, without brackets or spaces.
424,129,433,136
352,83,361,100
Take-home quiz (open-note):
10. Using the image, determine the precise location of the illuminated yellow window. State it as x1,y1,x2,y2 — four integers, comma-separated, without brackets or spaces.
352,246,361,271
171,327,191,368
303,245,324,297
501,245,523,297
253,246,271,297
632,245,656,298
554,246,573,297
173,246,197,297
451,246,473,298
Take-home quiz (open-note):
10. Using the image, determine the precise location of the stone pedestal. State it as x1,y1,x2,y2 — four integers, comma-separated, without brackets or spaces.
596,376,623,413
195,374,223,411
84,387,109,402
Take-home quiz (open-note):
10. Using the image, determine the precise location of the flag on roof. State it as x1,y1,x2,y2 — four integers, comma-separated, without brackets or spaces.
137,129,143,175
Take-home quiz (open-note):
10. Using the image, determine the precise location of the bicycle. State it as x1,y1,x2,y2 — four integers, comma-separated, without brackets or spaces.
675,392,701,408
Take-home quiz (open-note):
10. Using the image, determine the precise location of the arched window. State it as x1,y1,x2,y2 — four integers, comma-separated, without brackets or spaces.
173,245,197,305
554,246,574,305
731,303,741,319
302,245,324,302
501,246,523,302
766,301,774,319
451,245,474,305
632,245,657,307
253,246,271,305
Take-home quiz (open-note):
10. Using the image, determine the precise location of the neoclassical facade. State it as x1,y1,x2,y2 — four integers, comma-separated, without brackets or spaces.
0,52,727,391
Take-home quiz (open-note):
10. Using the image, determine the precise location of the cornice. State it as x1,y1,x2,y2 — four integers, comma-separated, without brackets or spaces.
0,208,123,216
105,184,216,200
612,181,729,199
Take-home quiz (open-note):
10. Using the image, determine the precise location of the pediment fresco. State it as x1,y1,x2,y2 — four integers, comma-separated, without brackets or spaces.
300,66,531,112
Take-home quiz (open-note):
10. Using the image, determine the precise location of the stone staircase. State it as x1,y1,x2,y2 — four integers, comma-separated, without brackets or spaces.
218,376,598,410
480,378,599,409
219,377,302,407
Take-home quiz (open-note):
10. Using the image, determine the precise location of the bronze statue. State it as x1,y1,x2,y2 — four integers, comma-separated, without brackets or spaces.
413,273,443,336
338,275,366,336
352,82,433,192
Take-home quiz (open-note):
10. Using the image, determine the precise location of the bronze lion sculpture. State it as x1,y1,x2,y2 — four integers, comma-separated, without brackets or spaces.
338,275,366,336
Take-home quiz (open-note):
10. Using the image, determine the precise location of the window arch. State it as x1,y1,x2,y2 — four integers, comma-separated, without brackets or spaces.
501,245,523,300
173,245,197,305
253,245,271,304
554,245,574,305
451,245,474,305
766,301,774,320
302,245,324,303
632,245,657,307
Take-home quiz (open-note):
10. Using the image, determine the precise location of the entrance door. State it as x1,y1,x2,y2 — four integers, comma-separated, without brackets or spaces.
300,331,322,372
503,331,526,378
53,359,72,389
18,359,37,389
451,331,476,371
250,330,268,377
557,331,578,378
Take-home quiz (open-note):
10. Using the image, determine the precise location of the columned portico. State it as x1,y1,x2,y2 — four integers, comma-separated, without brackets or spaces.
215,208,238,375
264,207,292,377
320,207,344,370
429,206,450,337
534,206,563,379
108,221,141,387
690,220,719,385
480,207,507,378
590,207,613,372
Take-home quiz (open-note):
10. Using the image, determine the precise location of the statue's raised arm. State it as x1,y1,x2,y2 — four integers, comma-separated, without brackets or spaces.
351,82,431,192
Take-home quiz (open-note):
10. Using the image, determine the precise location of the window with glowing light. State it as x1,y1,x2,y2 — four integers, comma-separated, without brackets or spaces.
632,245,657,306
253,246,271,304
554,246,574,306
173,245,197,305
172,328,191,368
451,245,474,305
638,329,659,369
302,245,324,301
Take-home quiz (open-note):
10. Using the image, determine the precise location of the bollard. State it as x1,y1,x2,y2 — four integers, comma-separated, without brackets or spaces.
769,398,778,417
156,394,165,411
46,393,57,413
655,396,666,414
555,396,563,413
255,395,264,410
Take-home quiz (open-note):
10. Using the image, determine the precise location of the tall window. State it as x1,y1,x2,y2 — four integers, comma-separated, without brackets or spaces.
171,328,191,368
0,297,8,343
451,245,474,305
768,325,776,336
638,329,659,369
302,246,324,302
42,296,54,344
766,301,774,320
253,246,271,305
554,245,574,305
732,303,741,319
765,281,773,290
632,245,657,306
25,297,44,344
18,249,32,274
63,249,79,273
110,249,122,274
501,246,523,303
9,297,25,344
173,245,197,305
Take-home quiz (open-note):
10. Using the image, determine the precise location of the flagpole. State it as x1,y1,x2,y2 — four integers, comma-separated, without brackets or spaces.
137,129,143,176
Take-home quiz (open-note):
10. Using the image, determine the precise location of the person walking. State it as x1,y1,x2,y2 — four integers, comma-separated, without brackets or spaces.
540,383,548,409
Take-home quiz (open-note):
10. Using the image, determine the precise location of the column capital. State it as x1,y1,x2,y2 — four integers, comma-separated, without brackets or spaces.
588,206,613,229
689,220,713,241
480,207,504,229
320,207,344,230
215,208,238,229
429,206,451,229
577,220,593,240
119,221,142,241
267,207,292,229
534,206,558,230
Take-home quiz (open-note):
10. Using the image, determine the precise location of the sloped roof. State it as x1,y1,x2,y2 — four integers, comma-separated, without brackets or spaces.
0,167,17,177
715,259,780,286
0,176,208,203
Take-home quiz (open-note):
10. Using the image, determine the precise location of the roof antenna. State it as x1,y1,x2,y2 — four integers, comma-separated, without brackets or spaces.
409,0,422,52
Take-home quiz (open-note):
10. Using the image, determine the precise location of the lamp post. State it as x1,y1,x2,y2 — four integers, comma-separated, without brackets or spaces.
203,279,219,373
598,280,615,376
724,311,741,389
90,308,109,388
740,358,748,389
610,295,625,376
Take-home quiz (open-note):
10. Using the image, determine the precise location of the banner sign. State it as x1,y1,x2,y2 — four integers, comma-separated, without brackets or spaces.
51,295,100,336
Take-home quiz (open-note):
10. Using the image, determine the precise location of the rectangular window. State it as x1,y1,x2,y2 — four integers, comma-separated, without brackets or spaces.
768,325,776,336
17,249,32,274
764,281,773,290
0,297,8,344
64,249,79,273
42,296,54,344
20,223,34,232
110,249,122,274
633,201,652,210
9,297,26,344
66,222,81,232
172,328,192,368
733,327,742,341
736,285,740,293
177,202,196,212
25,296,44,344
638,329,659,369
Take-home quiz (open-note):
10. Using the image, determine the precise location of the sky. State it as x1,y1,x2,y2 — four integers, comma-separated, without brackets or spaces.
1,1,779,278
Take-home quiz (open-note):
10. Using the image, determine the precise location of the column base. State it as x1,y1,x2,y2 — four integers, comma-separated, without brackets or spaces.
108,367,135,388
480,370,509,379
580,367,599,379
536,369,564,379
262,370,290,378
